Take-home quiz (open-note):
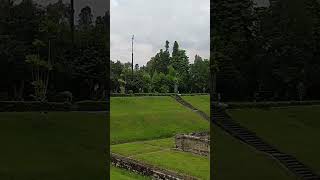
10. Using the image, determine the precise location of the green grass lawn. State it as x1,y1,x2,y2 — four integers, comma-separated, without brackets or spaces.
111,138,210,180
229,106,320,174
183,96,295,180
111,166,150,180
110,96,209,144
0,112,107,180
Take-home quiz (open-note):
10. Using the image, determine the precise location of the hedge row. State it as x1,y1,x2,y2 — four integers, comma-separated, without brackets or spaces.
0,93,211,112
0,101,72,112
111,93,209,97
2,99,319,112
0,101,109,112
73,101,108,111
224,101,320,109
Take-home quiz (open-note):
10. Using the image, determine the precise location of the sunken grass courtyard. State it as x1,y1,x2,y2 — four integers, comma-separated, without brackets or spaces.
110,95,210,179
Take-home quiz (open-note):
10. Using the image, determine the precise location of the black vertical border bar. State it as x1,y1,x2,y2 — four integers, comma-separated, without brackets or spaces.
210,0,214,179
106,0,110,179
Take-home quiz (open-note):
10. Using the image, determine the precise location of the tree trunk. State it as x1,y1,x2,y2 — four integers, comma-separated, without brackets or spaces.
13,83,17,100
18,80,24,101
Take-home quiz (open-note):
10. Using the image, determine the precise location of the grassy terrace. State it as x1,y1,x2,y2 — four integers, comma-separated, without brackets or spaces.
0,112,107,180
111,138,210,180
182,96,295,180
110,96,209,144
229,106,320,174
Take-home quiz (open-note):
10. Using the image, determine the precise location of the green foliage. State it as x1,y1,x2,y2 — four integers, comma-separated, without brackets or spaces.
78,6,93,29
0,101,71,112
213,0,320,101
189,56,209,92
74,100,108,111
26,39,52,102
225,100,320,109
55,91,73,102
110,93,208,97
0,100,113,112
111,41,208,94
0,1,109,101
151,71,170,93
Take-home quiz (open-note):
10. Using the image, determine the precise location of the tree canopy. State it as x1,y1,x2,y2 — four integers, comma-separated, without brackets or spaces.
0,1,109,101
212,0,320,101
111,41,209,94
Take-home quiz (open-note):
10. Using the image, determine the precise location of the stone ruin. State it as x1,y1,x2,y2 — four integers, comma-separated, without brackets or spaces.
175,132,210,156
110,132,210,179
111,153,197,180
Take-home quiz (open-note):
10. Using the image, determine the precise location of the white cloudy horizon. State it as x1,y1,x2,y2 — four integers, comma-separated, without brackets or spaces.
110,0,210,66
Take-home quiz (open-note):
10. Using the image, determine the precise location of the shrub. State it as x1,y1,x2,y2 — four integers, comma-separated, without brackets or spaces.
55,91,73,102
74,101,108,111
225,101,320,109
0,101,72,112
128,90,134,95
110,93,208,97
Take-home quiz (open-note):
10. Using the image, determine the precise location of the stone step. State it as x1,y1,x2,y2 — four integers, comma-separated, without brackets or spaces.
173,96,320,180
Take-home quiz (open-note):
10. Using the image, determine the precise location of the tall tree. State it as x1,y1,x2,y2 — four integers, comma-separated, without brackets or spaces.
212,0,256,100
172,41,179,58
189,55,209,92
78,6,93,29
170,41,189,92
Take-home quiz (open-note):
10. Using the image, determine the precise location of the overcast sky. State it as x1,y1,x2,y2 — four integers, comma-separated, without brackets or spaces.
110,0,210,66
31,0,271,66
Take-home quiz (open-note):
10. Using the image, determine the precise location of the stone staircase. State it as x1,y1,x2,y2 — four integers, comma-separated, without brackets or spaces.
172,95,320,180
213,106,320,180
172,95,209,121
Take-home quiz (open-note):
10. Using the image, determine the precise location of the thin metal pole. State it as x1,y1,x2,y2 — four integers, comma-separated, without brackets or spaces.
131,35,134,79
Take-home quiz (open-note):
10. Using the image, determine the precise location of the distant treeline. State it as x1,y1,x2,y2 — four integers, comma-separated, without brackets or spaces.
0,0,109,101
111,41,209,94
212,0,320,101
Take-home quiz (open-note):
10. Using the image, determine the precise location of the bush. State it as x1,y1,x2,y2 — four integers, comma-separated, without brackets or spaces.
111,93,208,97
225,101,320,109
180,93,209,96
55,91,73,102
128,90,134,94
0,101,72,112
74,101,108,111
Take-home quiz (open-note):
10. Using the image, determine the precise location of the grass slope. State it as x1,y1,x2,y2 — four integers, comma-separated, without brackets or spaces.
111,96,209,144
182,95,210,115
229,106,320,174
111,166,150,180
0,112,107,180
111,138,210,180
182,96,295,180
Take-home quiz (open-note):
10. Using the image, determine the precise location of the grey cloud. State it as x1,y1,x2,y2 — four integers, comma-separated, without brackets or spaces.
111,0,210,65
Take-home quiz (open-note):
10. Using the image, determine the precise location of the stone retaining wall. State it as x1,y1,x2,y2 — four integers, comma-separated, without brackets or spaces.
175,132,210,156
111,153,198,180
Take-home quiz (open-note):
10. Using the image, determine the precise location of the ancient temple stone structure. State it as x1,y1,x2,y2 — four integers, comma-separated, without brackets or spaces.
175,132,210,156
